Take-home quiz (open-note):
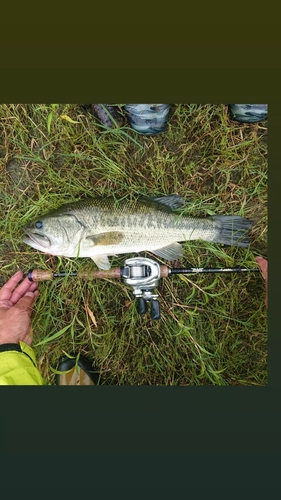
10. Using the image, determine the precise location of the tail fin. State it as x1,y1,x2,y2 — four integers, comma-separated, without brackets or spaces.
211,215,253,248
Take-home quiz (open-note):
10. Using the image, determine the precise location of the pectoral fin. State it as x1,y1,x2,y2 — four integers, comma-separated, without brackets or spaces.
86,231,124,246
151,242,183,260
91,255,111,270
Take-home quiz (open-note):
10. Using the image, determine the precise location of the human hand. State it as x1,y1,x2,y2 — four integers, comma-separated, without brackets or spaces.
255,257,268,309
0,270,38,346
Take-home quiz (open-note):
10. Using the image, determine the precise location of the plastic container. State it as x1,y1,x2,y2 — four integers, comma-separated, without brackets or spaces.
124,104,170,135
228,104,268,123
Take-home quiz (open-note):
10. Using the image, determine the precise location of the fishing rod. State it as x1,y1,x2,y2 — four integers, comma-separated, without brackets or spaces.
28,257,260,321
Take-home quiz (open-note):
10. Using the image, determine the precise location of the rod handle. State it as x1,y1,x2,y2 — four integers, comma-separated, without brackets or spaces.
27,268,123,282
89,268,122,279
28,269,54,282
160,265,170,278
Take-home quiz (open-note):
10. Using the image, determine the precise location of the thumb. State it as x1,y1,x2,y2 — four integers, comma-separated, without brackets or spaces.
14,291,36,316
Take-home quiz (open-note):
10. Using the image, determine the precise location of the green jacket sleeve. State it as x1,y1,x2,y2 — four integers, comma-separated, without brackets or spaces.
0,341,44,385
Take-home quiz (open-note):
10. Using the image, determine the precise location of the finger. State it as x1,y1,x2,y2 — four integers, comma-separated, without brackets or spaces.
0,270,24,301
27,281,38,293
255,257,268,280
9,276,38,305
0,288,39,310
14,291,36,317
255,256,267,265
0,299,13,309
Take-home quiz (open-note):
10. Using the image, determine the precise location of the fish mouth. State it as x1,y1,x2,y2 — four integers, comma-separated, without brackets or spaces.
22,230,51,249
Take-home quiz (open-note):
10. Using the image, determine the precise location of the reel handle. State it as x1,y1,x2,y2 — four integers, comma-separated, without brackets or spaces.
136,297,161,320
150,300,161,320
137,297,147,315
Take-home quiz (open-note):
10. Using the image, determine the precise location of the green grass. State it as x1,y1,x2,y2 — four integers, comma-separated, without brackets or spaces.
0,103,267,385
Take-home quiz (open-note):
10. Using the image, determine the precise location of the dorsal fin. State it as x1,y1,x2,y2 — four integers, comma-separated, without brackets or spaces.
140,194,185,211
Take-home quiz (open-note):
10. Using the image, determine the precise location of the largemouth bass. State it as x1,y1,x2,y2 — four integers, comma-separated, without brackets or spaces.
22,195,252,270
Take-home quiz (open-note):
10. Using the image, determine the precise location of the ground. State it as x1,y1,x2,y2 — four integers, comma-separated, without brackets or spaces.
0,103,267,385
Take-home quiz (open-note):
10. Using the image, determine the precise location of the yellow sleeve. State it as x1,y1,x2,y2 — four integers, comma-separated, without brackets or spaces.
0,341,44,385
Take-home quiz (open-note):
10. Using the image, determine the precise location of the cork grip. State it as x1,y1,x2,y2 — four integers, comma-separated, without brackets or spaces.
28,268,123,282
89,268,121,279
160,265,169,278
28,269,54,281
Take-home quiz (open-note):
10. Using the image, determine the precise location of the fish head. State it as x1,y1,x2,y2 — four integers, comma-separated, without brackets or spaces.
22,211,84,256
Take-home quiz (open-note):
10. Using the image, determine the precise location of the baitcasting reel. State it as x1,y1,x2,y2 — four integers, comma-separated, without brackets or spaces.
121,257,162,320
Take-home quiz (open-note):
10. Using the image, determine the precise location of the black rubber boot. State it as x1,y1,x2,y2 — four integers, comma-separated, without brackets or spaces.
56,355,99,385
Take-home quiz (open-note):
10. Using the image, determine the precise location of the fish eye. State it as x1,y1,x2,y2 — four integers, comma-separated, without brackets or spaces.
35,221,43,229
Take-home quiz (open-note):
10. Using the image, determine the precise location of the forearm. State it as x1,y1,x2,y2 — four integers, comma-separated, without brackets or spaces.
0,341,44,385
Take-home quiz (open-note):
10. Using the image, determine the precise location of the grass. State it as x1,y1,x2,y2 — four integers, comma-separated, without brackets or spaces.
0,103,267,385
